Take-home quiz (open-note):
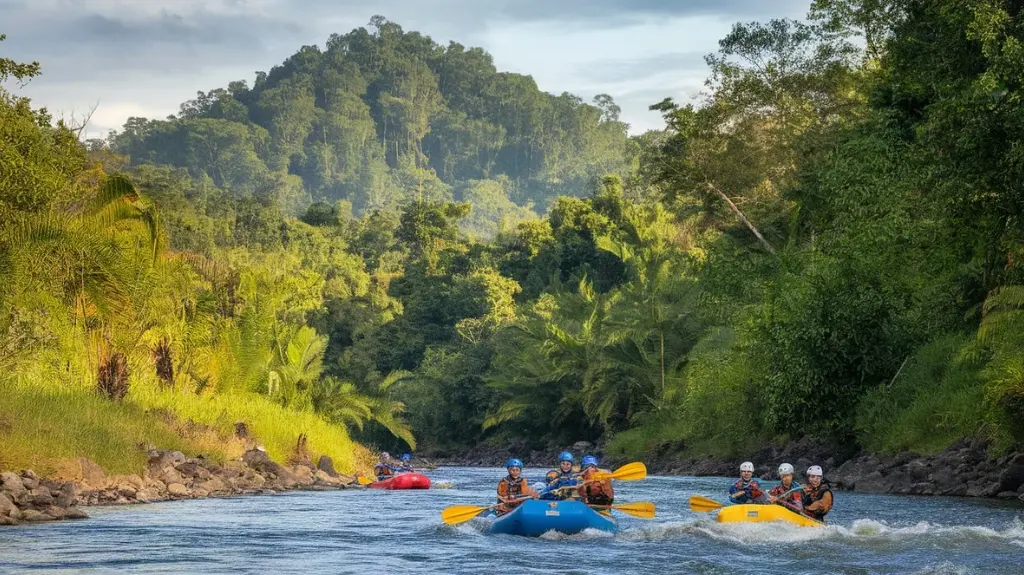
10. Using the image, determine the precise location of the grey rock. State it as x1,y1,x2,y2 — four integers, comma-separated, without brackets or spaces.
317,456,337,477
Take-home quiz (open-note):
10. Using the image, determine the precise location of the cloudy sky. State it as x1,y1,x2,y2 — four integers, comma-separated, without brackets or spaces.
1,0,810,139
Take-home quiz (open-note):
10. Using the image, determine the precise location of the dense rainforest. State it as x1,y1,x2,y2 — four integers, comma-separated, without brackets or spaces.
2,0,1023,478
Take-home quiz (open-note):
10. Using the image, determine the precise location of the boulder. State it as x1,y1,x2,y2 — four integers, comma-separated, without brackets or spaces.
20,473,40,491
29,487,55,507
0,492,17,518
1,471,27,497
907,460,931,482
855,471,890,493
997,464,1024,494
317,456,338,477
78,458,108,490
62,507,88,520
135,488,161,503
166,483,189,497
51,481,77,507
199,476,228,493
20,509,53,522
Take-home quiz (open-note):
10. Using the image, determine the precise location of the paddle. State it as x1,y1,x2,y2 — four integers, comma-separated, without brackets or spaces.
441,495,532,525
688,494,725,512
588,501,656,518
689,486,802,513
591,462,647,482
356,475,373,486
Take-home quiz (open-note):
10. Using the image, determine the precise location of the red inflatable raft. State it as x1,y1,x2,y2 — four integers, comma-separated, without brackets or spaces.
369,472,431,490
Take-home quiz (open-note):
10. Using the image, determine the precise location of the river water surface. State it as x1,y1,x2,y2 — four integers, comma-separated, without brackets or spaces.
1,466,1022,574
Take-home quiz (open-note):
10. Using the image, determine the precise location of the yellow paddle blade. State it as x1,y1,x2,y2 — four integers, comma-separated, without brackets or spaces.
441,504,491,525
356,475,372,486
590,501,656,518
688,494,724,512
592,462,647,481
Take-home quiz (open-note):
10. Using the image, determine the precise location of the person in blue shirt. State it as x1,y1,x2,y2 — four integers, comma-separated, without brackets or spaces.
541,451,579,500
729,461,768,503
398,453,414,472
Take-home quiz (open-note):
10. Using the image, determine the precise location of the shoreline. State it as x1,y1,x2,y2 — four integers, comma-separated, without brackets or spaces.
1,447,363,526
5,437,1023,526
427,437,1024,502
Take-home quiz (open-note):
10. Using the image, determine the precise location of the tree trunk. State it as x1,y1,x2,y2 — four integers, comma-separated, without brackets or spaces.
706,182,776,254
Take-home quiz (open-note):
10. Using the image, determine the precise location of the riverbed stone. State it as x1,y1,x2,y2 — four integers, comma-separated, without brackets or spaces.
20,509,53,522
0,492,17,517
166,483,188,496
996,464,1024,493
1,472,27,497
29,487,55,507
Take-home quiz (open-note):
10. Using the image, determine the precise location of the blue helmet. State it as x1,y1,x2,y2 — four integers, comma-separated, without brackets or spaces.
582,455,598,468
506,458,523,469
558,451,574,463
401,453,411,461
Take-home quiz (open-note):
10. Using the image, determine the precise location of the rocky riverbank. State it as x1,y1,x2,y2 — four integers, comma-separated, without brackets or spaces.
429,437,1024,502
1,447,361,526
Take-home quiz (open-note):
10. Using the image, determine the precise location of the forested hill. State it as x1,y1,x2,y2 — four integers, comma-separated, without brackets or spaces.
3,2,1024,478
106,16,631,231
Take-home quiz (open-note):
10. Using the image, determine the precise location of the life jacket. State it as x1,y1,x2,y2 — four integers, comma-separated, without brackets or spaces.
374,463,394,480
579,469,613,505
768,480,803,511
497,475,526,500
496,475,529,515
730,478,765,501
544,469,577,500
801,482,833,520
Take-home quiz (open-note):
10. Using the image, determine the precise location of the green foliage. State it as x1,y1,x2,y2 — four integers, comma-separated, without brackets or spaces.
105,17,632,220
7,0,1024,469
856,333,988,454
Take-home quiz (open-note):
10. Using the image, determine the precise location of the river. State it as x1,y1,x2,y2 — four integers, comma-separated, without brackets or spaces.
1,466,1022,574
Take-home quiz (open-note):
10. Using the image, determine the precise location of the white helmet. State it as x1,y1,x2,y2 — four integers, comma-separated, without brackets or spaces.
778,463,794,476
740,461,754,472
807,465,823,476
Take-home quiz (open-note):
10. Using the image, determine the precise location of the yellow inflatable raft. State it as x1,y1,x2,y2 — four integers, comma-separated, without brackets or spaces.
716,504,823,527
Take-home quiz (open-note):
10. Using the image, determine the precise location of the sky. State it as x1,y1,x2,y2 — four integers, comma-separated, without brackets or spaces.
1,0,811,139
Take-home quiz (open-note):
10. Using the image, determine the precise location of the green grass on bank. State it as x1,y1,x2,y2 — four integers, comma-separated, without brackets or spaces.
0,373,372,479
131,379,373,472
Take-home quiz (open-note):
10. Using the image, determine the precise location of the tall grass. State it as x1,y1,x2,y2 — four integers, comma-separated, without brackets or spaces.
0,368,373,478
131,378,374,472
0,376,200,476
856,333,988,454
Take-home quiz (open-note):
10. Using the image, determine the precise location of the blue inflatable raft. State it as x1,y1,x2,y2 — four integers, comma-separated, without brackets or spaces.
487,499,618,537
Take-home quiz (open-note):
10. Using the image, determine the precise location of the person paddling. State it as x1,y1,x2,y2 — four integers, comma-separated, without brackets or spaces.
801,465,833,521
768,463,803,513
541,451,579,500
729,461,768,504
398,453,414,472
496,458,537,515
374,452,396,481
577,455,614,506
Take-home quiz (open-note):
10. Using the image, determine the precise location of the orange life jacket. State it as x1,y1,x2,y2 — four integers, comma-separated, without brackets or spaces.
496,475,532,515
579,468,613,504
